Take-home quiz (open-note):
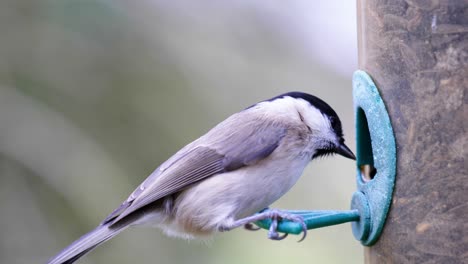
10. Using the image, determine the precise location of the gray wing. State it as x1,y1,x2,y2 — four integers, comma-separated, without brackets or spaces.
103,113,287,225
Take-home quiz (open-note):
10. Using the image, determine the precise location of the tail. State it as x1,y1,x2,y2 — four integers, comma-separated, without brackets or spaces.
47,224,128,264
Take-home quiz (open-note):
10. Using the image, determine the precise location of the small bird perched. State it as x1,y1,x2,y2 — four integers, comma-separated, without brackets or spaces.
48,91,355,264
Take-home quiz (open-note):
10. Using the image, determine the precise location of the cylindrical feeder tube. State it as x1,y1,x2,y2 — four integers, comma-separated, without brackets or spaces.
357,1,467,263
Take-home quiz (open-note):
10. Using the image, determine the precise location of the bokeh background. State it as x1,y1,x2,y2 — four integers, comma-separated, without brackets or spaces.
0,1,361,263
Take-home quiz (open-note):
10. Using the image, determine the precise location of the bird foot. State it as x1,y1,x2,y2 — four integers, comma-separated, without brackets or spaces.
221,209,307,242
263,209,307,242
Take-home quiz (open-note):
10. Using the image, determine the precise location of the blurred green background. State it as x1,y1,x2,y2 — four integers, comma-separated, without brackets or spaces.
0,1,362,263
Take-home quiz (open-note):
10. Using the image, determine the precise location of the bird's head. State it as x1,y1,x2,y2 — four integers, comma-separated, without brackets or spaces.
266,92,356,161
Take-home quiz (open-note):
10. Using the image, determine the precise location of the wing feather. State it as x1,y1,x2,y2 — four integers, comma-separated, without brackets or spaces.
104,111,288,226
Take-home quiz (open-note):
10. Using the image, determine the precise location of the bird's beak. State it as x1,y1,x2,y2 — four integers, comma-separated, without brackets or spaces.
335,143,356,160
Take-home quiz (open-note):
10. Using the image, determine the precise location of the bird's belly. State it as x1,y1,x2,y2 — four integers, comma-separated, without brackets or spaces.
171,156,310,236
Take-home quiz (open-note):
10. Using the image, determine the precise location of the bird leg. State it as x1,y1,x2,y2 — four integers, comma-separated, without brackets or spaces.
220,209,307,242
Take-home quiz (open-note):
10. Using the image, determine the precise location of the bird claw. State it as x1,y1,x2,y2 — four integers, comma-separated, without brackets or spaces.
268,230,289,240
222,209,307,241
244,223,261,231
265,210,307,242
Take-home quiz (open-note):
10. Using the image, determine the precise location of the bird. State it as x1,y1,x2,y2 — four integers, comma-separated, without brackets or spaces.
47,91,355,264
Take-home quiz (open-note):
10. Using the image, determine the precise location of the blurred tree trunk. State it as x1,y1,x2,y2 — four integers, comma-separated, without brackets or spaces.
357,0,467,263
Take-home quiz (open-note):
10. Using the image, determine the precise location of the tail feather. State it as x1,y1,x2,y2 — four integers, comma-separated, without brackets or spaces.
47,224,127,264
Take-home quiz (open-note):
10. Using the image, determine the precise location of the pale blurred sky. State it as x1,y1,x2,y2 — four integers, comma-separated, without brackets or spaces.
148,0,358,77
0,1,362,263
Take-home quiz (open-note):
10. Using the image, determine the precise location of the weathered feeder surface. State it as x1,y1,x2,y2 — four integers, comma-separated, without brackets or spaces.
357,0,467,263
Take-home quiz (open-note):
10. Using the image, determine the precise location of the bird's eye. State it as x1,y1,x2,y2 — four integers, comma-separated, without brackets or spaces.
328,116,343,137
329,116,337,127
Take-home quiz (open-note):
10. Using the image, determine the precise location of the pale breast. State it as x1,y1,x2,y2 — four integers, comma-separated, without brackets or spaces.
171,151,311,237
